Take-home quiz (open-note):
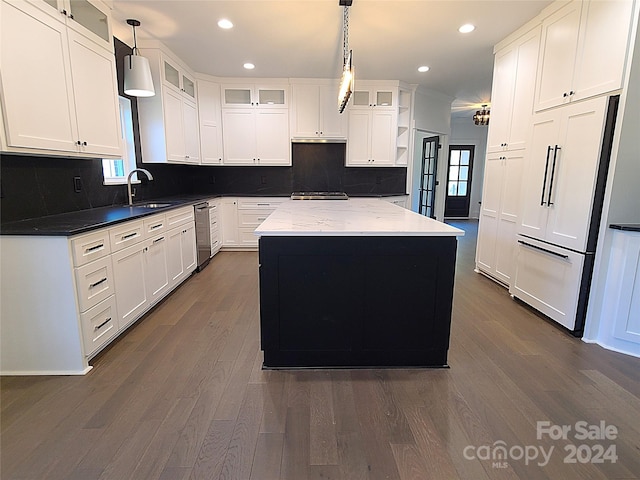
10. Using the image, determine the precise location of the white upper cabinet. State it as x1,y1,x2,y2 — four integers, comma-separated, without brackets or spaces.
290,81,347,139
197,79,224,165
220,81,290,165
222,84,287,108
27,0,113,51
486,26,541,154
137,47,200,164
345,81,403,166
0,0,121,157
534,0,634,111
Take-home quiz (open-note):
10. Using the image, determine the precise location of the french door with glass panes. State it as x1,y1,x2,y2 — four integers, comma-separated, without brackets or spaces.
445,145,474,218
419,136,439,218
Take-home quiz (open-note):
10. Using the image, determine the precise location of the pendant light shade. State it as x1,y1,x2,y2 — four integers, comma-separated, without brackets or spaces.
124,19,155,97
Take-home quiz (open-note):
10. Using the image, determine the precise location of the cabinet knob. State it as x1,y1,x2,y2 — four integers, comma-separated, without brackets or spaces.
82,141,87,146
569,90,575,96
60,9,67,15
69,13,74,19
76,140,81,145
563,92,568,98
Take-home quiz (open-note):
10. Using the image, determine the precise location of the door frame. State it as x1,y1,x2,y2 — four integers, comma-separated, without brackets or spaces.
444,144,475,218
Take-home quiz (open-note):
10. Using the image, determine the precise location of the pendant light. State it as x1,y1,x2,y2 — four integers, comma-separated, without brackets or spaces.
338,0,354,113
124,19,155,97
473,105,490,126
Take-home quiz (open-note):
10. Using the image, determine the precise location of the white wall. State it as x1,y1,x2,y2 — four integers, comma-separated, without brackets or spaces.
407,87,453,220
449,116,489,219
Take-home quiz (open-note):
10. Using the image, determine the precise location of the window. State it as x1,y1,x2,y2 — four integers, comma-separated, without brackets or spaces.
102,96,138,185
447,148,471,196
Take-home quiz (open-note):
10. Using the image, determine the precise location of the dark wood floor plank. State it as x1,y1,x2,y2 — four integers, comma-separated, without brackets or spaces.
309,374,339,466
190,420,236,480
250,432,284,480
281,406,311,480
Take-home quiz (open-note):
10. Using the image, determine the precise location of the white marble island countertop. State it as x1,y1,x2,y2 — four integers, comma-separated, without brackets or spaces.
255,198,464,237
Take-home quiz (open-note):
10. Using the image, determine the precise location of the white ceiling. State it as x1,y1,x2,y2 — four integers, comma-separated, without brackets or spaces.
111,0,553,116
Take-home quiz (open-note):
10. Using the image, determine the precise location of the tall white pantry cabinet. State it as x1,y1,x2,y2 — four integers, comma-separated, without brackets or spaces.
476,0,636,290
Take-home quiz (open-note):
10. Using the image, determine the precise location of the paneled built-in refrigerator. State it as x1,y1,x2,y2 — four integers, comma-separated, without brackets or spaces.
510,95,619,335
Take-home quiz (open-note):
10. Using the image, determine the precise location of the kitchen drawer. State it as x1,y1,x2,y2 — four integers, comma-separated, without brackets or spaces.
70,229,111,267
75,255,115,312
81,296,118,357
109,220,144,252
143,213,167,238
238,210,273,228
166,206,194,228
237,197,286,210
239,227,260,246
510,237,584,330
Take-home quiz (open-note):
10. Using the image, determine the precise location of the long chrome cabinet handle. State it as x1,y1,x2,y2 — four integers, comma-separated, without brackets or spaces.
85,243,104,253
547,145,561,206
518,240,569,259
540,146,552,206
94,318,112,331
89,278,108,289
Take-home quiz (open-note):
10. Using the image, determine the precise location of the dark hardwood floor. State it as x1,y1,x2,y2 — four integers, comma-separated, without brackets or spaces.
2,220,639,480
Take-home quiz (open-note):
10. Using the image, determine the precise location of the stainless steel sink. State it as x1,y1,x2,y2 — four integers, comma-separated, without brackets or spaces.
134,203,173,208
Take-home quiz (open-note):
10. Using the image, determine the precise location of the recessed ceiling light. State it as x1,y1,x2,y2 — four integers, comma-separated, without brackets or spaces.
459,24,475,33
218,19,233,29
243,63,255,70
418,66,430,73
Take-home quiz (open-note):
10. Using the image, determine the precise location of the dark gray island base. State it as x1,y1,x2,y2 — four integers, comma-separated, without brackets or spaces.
258,235,457,368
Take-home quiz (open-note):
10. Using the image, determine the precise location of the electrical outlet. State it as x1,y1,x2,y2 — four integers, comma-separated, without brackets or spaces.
73,176,82,193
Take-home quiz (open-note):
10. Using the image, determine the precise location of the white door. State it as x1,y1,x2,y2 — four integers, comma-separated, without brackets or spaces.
291,84,320,137
220,199,239,246
476,153,504,274
200,123,223,165
534,0,581,111
494,151,525,284
144,235,169,304
163,88,186,162
181,224,197,274
370,110,396,165
508,27,541,151
166,227,185,286
222,110,256,164
255,110,290,165
518,110,558,240
544,96,607,251
573,0,634,103
67,30,122,156
486,47,516,153
182,100,200,163
0,0,77,152
198,81,223,164
112,243,148,329
319,83,347,138
347,110,371,165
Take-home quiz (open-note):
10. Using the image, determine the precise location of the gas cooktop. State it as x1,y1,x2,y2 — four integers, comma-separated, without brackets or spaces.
291,192,349,200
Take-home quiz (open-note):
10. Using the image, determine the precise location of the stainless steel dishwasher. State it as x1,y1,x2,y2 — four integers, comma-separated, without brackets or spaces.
194,201,211,271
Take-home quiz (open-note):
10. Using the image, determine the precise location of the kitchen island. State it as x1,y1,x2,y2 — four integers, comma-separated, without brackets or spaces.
255,198,464,368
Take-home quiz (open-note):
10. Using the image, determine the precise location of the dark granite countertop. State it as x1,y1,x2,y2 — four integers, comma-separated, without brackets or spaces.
0,196,211,237
0,192,408,236
610,224,640,232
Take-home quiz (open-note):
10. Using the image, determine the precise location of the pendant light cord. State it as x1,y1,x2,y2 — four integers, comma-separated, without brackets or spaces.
343,6,349,66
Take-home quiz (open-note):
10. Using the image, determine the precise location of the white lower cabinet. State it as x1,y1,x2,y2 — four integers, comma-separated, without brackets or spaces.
222,197,287,250
510,236,585,330
112,239,149,330
475,151,525,285
0,206,197,375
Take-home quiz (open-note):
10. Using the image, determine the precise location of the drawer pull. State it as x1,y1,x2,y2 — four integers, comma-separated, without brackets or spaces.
89,277,108,289
518,240,569,259
94,318,112,331
85,243,104,253
150,223,163,230
153,236,165,244
257,203,270,206
257,217,267,221
122,232,138,240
